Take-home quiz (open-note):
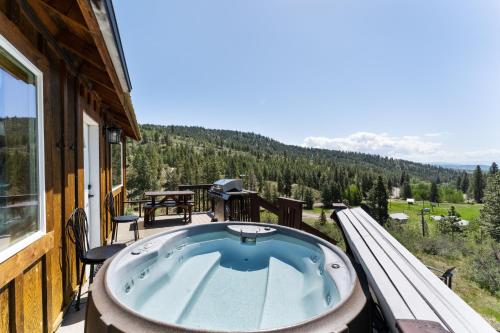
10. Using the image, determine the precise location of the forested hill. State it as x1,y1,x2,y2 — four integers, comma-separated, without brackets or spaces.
126,124,460,200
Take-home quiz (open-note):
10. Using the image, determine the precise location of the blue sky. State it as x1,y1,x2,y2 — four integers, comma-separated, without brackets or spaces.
114,0,500,164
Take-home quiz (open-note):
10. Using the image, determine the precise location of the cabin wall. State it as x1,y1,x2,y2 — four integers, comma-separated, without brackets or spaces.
0,2,128,332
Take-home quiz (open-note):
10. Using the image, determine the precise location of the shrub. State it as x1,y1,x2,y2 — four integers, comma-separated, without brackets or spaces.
467,245,500,296
420,236,462,259
313,220,345,248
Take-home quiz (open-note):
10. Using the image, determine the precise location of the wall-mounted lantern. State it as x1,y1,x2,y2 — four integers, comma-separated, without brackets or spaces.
106,126,122,144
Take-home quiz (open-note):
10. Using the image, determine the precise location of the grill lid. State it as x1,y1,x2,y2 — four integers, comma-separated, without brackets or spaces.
212,179,243,192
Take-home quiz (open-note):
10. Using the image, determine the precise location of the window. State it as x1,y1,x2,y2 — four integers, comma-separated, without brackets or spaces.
111,142,123,189
0,35,45,263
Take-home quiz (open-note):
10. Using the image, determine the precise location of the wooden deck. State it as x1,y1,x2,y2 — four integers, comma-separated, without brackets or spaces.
115,212,214,244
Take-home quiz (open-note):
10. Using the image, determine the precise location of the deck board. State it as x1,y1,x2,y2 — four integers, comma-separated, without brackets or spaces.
338,209,416,328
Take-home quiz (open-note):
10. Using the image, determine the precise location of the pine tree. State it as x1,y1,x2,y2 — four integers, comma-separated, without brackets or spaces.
321,184,333,208
277,171,284,194
460,171,469,194
401,182,412,199
304,188,314,210
429,181,439,203
331,182,342,203
489,162,498,175
400,170,407,186
345,184,362,206
361,175,374,198
368,176,389,225
480,173,500,241
282,166,292,197
472,165,484,203
127,145,162,198
455,174,462,191
263,181,273,202
318,208,327,226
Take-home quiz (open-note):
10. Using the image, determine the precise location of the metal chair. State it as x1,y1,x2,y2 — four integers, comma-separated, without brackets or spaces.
66,208,126,310
105,192,140,243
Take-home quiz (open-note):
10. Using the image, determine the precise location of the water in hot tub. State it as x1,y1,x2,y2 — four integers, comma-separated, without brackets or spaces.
122,232,339,331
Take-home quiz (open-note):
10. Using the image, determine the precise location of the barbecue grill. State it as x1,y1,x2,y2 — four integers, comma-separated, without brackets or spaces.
208,179,247,221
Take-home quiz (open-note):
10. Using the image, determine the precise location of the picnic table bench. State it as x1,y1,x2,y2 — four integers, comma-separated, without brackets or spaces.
143,190,195,224
334,207,496,333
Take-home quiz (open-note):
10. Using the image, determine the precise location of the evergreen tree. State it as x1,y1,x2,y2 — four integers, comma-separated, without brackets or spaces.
455,174,462,191
480,173,500,241
472,165,484,203
344,184,362,206
127,145,162,198
318,208,327,226
460,171,469,194
361,175,374,198
247,171,257,191
331,182,342,203
489,162,498,175
368,176,389,225
282,166,292,197
429,181,439,203
401,182,413,199
400,170,407,186
321,184,333,208
263,181,273,202
277,172,284,194
304,188,314,210
203,158,220,183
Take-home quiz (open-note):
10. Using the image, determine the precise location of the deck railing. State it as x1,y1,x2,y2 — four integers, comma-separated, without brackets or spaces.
178,184,212,212
135,183,337,245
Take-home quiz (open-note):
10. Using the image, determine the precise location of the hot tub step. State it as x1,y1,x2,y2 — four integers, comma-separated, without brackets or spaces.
138,251,222,323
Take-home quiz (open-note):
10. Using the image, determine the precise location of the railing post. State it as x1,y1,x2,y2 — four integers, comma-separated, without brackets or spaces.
247,191,260,222
278,197,303,229
178,184,212,213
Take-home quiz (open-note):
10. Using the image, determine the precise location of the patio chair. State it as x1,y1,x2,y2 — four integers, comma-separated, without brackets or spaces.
105,192,140,242
66,208,126,310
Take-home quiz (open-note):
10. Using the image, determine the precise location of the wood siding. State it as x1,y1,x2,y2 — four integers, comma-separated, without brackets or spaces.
0,1,130,332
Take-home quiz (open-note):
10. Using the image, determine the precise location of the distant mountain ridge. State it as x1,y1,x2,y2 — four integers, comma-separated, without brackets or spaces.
431,163,489,171
136,124,460,186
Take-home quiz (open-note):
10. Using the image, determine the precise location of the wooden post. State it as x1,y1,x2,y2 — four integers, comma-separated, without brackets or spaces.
247,191,260,222
11,277,23,333
278,197,304,229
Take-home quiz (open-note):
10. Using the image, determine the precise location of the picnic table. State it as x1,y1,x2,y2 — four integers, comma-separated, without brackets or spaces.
143,190,195,224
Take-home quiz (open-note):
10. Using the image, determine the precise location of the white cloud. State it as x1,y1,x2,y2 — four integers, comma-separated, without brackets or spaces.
302,132,500,164
424,132,450,137
303,132,441,156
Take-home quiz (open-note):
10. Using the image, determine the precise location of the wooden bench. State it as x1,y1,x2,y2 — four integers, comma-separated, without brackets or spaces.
334,207,496,333
123,199,150,217
143,200,193,224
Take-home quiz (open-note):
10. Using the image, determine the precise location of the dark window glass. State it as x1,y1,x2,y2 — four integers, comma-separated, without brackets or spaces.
111,143,122,188
0,46,40,253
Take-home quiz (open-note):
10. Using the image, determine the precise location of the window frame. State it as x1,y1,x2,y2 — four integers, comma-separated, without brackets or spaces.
0,34,45,264
111,142,123,191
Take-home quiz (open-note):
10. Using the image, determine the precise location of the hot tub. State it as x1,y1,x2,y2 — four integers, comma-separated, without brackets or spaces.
86,223,369,332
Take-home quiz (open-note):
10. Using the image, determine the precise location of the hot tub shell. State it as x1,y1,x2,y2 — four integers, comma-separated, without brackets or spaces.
85,222,369,333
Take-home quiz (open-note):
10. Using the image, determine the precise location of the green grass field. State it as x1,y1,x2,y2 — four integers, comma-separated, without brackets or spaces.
388,199,483,233
303,207,333,215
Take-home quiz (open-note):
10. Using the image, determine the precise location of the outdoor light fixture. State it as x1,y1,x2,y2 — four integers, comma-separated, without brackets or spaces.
106,126,122,144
